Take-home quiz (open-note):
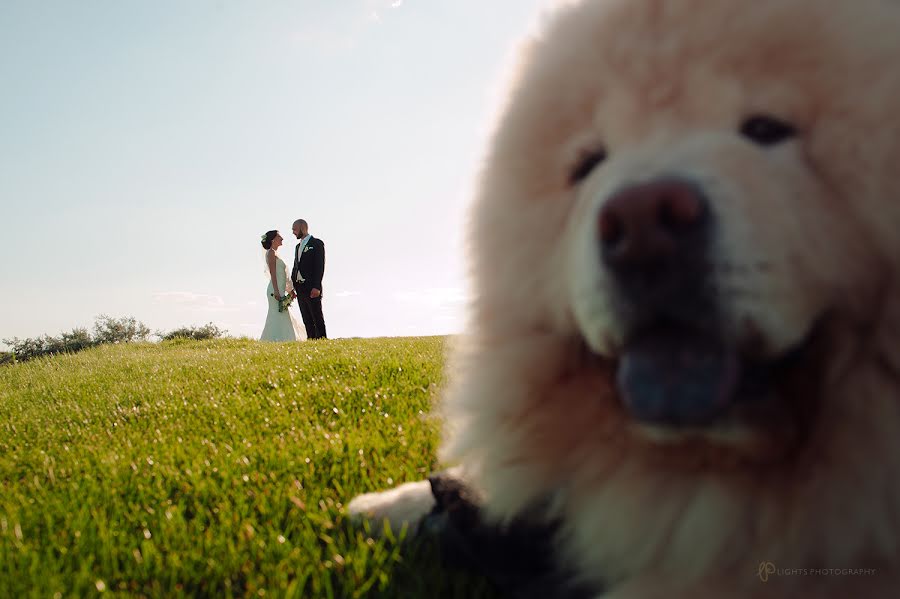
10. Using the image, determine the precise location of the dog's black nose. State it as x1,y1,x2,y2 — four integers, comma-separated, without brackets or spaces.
598,178,712,319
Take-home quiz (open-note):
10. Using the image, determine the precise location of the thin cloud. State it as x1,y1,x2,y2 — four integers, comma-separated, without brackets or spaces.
153,292,247,313
367,0,406,21
291,1,408,53
393,287,467,307
154,291,225,308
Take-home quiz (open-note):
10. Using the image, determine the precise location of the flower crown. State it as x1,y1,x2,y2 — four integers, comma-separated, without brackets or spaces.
261,233,269,243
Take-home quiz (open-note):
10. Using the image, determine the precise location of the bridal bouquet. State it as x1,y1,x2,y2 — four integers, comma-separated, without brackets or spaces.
271,293,294,313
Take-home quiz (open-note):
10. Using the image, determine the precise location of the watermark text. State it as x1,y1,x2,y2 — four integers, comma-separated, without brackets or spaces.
758,562,877,582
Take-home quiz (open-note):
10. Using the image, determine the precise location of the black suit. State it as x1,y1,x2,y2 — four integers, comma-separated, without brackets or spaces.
291,236,327,339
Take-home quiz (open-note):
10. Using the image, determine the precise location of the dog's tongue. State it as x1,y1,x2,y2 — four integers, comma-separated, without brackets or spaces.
617,330,739,426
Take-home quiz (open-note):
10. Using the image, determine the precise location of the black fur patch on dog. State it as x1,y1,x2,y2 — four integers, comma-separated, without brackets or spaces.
421,471,600,599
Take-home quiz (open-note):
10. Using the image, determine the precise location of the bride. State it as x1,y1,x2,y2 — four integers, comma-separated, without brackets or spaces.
259,230,306,342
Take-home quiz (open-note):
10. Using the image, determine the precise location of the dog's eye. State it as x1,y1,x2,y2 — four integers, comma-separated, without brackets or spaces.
569,147,608,185
740,115,797,146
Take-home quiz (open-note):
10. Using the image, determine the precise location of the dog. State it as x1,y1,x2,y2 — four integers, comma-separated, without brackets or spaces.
349,0,900,596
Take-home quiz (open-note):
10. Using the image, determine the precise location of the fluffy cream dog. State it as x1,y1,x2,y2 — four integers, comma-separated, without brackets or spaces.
350,0,900,596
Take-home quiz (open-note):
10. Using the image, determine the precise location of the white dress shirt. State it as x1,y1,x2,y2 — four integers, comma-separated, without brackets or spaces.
295,235,312,283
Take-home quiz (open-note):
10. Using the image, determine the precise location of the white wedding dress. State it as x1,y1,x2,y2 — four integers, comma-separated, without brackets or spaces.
260,254,306,342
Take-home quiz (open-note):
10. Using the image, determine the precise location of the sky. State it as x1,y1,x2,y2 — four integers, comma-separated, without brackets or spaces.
0,0,551,345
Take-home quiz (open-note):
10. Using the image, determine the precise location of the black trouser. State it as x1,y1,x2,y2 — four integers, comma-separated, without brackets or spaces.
297,295,327,339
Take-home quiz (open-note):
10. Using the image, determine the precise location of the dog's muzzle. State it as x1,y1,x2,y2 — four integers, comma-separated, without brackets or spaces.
596,177,740,427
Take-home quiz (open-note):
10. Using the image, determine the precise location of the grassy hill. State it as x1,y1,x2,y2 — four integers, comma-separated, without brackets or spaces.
0,337,497,598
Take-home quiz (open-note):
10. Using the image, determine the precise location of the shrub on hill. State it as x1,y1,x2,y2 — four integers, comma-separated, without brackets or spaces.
92,314,151,345
158,322,227,341
3,315,151,363
3,317,232,364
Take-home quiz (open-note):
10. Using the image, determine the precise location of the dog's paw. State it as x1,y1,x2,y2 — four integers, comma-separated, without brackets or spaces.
346,479,435,535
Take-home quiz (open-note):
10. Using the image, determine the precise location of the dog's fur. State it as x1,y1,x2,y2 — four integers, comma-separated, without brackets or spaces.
350,0,900,595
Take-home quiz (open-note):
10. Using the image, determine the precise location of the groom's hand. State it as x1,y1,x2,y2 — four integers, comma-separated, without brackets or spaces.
310,288,321,299
290,290,297,299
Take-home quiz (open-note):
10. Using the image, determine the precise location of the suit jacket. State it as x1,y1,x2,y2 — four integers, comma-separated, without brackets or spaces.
292,236,325,295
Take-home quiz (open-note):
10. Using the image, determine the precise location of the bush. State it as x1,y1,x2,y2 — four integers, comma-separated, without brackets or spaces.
159,322,227,342
3,337,44,362
47,328,95,354
3,316,151,364
1,317,231,365
92,315,151,345
2,334,88,362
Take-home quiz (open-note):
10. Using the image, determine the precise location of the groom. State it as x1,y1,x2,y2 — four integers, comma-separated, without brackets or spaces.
291,219,327,339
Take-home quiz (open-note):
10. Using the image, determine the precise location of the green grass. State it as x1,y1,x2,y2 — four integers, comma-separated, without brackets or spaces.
0,337,497,598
